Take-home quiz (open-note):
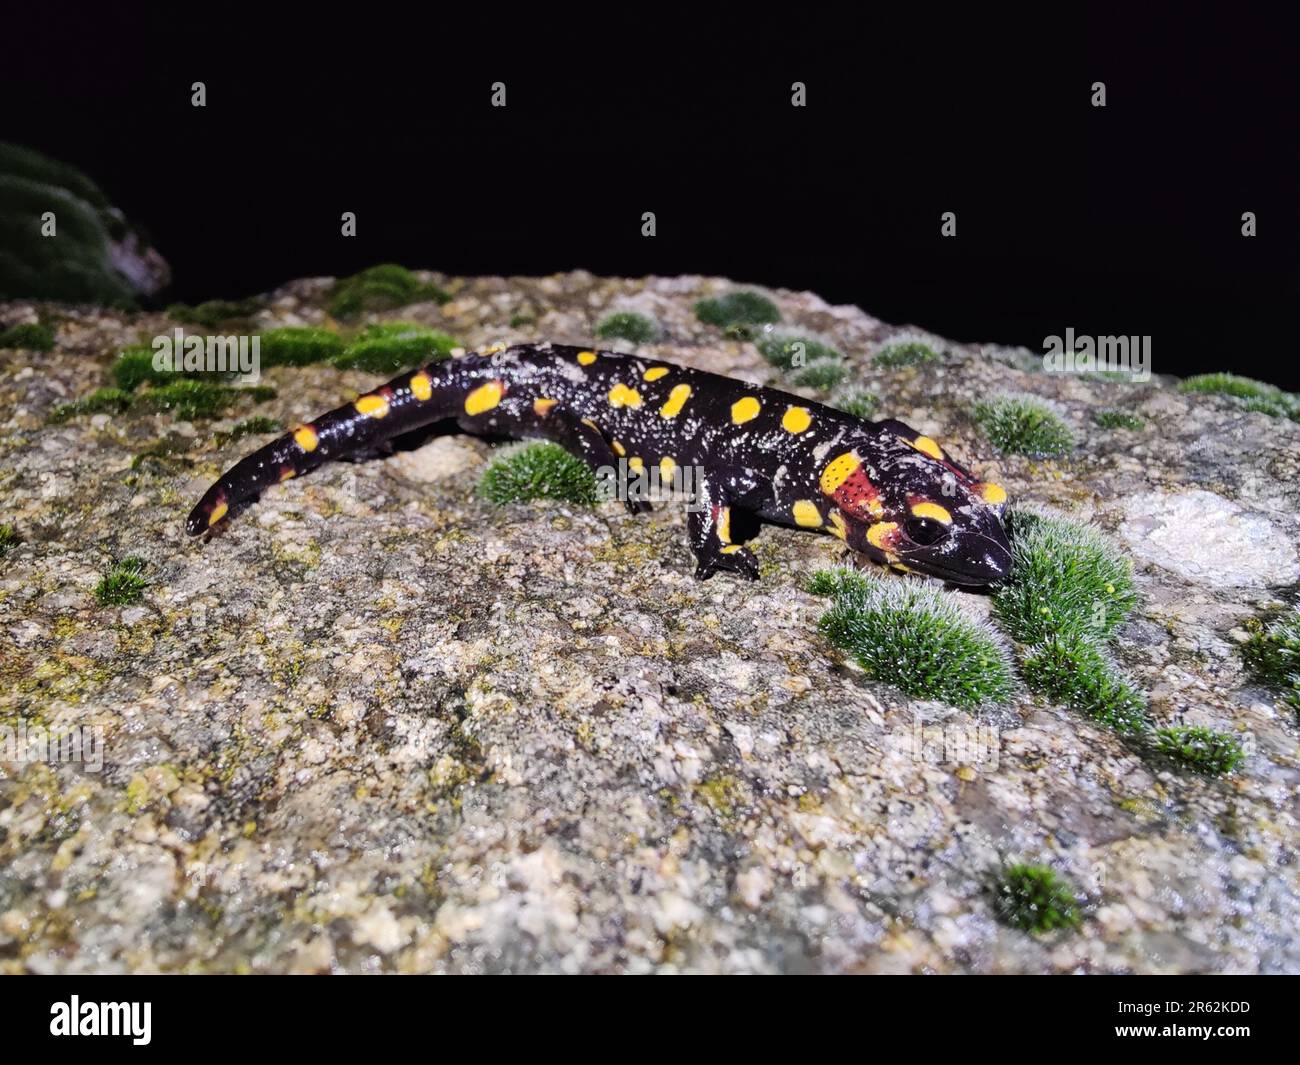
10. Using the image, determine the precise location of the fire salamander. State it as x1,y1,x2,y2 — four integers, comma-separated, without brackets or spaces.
187,343,1012,584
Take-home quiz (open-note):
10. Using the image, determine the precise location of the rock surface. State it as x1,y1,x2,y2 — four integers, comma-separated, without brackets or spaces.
1,271,1297,973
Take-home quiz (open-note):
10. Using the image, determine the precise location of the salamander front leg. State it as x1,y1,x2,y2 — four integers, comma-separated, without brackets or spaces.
686,467,764,581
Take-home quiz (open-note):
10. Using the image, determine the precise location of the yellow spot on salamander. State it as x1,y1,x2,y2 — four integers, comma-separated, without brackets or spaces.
628,457,644,472
279,467,296,482
659,456,677,481
294,425,319,452
717,506,732,544
828,510,848,540
792,499,822,527
781,406,812,434
731,396,761,424
977,482,1007,505
643,366,669,381
355,393,390,418
867,521,899,550
910,501,952,524
720,545,744,554
612,440,626,457
820,451,861,495
533,397,558,416
464,380,504,416
577,350,597,366
660,383,692,418
911,435,943,460
209,500,228,525
608,383,643,409
581,417,598,430
409,372,433,401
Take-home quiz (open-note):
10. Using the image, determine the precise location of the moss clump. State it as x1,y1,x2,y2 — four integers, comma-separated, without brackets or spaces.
1242,608,1300,713
833,389,879,421
1150,725,1245,776
595,311,658,345
108,345,168,391
874,340,939,368
0,321,55,351
755,334,841,371
50,387,133,421
812,567,1017,709
1020,631,1149,734
1178,372,1300,420
166,298,261,328
229,416,282,439
994,510,1137,645
695,291,780,329
1093,408,1144,431
478,442,598,506
992,864,1081,933
135,381,240,420
332,322,457,375
327,264,449,319
259,326,345,367
973,394,1074,457
509,313,535,329
94,556,147,606
0,523,17,556
791,359,847,390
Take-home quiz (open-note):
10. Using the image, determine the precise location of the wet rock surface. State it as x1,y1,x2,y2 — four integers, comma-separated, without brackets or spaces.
1,271,1297,973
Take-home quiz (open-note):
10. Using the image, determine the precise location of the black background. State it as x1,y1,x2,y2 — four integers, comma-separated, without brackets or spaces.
4,5,1297,386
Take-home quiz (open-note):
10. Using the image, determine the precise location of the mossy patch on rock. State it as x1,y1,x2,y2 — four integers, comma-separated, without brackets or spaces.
0,522,17,556
478,442,598,506
327,264,450,319
332,322,458,375
1020,630,1149,735
755,334,840,371
992,864,1081,933
166,298,262,328
790,359,846,390
0,321,55,351
1150,725,1245,776
695,291,780,329
110,345,172,391
973,394,1074,457
595,311,658,345
50,387,133,421
832,389,879,421
1178,372,1300,421
811,566,1017,709
994,509,1137,645
135,381,268,421
1093,408,1144,431
259,326,345,367
874,340,939,369
1242,607,1300,714
94,556,147,606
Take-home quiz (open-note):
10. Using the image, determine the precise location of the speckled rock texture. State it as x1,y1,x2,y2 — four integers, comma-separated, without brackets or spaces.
1,271,1297,973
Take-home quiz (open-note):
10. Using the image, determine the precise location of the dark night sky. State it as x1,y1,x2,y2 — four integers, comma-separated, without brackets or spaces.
4,6,1297,387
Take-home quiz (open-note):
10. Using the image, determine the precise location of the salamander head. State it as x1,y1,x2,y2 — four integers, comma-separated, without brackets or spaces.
821,423,1012,587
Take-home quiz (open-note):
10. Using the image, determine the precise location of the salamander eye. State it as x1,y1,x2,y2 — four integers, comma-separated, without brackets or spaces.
903,516,948,546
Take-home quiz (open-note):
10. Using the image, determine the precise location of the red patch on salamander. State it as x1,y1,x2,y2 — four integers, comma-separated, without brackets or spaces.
832,467,884,519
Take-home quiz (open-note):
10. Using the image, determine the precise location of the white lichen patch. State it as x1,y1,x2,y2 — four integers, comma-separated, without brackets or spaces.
1120,489,1300,587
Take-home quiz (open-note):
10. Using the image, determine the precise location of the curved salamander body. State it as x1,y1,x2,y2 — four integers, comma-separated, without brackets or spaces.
188,343,1012,584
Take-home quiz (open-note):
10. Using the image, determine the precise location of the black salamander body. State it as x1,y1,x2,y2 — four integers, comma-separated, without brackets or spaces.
187,343,1012,584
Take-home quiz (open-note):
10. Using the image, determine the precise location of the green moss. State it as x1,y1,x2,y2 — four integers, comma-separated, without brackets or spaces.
478,442,598,506
135,381,238,420
509,313,535,329
95,556,147,606
327,264,449,319
595,311,658,345
230,415,282,439
108,345,167,391
832,389,879,421
1093,408,1144,431
973,394,1074,458
259,326,345,367
993,510,1137,645
50,387,133,421
992,864,1081,933
1242,608,1300,713
1150,725,1245,776
695,291,781,329
874,340,939,368
813,567,1017,709
166,298,261,328
1020,630,1149,735
332,322,457,374
791,359,847,390
1178,372,1300,420
0,321,55,351
755,334,841,371
0,523,17,556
